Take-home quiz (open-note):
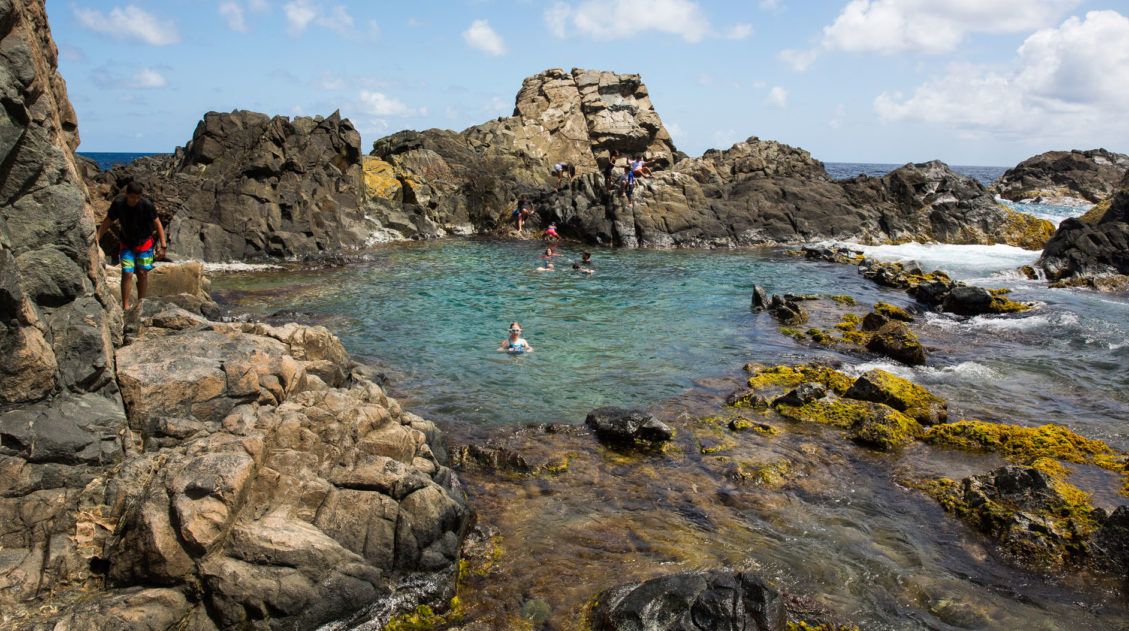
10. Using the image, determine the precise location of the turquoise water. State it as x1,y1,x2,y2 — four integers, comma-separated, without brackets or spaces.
214,240,886,426
211,238,1129,451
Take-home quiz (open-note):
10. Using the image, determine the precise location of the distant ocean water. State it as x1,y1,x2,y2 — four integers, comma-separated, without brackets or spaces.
825,162,1006,186
79,153,1008,186
79,152,162,171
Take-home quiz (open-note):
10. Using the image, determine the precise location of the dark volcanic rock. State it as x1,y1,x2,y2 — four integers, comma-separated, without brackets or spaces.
1039,173,1129,284
91,110,372,261
1091,506,1129,575
766,294,807,326
994,149,1129,203
751,285,769,311
585,407,674,446
941,286,995,316
588,570,786,631
772,382,827,407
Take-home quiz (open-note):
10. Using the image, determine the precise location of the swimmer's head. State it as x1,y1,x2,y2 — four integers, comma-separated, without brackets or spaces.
508,322,522,335
572,263,580,270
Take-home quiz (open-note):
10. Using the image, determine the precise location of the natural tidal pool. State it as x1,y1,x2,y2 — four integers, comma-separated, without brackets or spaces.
212,237,1129,630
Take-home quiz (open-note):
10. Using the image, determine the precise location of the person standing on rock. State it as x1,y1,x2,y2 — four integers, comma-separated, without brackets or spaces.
552,162,576,190
95,181,166,312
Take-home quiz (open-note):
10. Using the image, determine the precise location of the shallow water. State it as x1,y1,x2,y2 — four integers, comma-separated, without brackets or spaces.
211,234,1129,629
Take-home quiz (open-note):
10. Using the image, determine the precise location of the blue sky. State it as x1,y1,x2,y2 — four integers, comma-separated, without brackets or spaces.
52,0,1129,166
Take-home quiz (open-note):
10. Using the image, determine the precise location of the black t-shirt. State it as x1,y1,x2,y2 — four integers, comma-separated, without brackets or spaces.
108,196,157,249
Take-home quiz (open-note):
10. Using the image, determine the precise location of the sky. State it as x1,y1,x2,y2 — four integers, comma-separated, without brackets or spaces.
51,0,1129,166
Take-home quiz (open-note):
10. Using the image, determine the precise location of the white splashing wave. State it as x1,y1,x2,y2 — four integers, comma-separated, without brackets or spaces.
820,240,1040,281
845,360,1000,385
200,261,284,273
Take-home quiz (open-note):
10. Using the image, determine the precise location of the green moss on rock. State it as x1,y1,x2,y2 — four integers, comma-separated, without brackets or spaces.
829,295,857,305
729,459,793,487
844,369,947,425
874,302,914,322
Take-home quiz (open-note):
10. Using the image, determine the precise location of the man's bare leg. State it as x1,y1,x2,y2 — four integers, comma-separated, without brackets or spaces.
136,270,149,309
121,271,134,311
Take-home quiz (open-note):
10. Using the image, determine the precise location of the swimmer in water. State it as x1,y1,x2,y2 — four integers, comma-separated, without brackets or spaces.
541,246,560,259
535,262,555,272
571,263,593,274
498,322,533,353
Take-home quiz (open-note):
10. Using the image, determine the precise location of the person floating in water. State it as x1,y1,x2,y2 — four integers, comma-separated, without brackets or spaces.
535,262,555,272
552,162,576,190
543,222,560,241
498,322,533,354
571,263,593,275
95,181,167,312
580,251,593,267
541,245,560,259
512,197,533,233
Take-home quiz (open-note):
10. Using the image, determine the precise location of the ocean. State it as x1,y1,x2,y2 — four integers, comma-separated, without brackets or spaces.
79,152,164,171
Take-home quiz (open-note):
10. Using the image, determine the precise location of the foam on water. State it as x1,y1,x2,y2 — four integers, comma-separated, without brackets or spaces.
828,241,1040,280
846,359,1000,385
200,261,284,272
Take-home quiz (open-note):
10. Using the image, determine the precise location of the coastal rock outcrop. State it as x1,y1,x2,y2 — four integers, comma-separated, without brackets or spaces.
1038,172,1129,288
89,110,372,261
993,149,1129,203
0,0,120,406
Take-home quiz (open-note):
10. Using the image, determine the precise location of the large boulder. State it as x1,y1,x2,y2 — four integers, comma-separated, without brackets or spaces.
588,570,786,631
1039,172,1129,285
90,110,372,261
585,407,674,446
993,149,1129,203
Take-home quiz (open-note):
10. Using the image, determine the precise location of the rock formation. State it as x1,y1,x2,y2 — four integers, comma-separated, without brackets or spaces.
0,0,121,406
1,3,470,627
993,149,1129,203
89,110,373,261
1039,171,1129,289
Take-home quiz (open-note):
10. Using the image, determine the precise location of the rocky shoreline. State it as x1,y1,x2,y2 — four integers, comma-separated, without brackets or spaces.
3,0,1128,629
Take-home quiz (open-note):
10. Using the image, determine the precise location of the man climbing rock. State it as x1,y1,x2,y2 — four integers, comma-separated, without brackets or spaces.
95,181,167,311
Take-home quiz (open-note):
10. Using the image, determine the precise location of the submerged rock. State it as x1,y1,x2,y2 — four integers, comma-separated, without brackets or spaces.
585,407,674,446
587,570,786,631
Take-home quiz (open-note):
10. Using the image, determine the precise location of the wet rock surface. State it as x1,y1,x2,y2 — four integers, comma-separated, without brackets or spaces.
588,570,786,631
585,406,674,446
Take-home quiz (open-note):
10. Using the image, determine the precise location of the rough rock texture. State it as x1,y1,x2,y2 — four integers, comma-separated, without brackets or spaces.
0,0,121,406
584,407,674,446
104,261,220,318
89,110,372,261
588,570,786,631
1039,172,1129,284
993,149,1129,203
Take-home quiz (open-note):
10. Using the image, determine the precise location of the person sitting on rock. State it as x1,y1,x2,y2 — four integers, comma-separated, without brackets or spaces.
552,162,576,190
543,222,560,241
96,181,167,312
631,156,651,178
498,322,533,353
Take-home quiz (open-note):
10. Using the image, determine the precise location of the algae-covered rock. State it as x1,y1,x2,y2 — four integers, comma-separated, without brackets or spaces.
866,321,926,366
922,420,1125,472
747,365,853,396
773,382,828,407
915,466,1099,569
844,369,947,425
848,407,923,451
873,302,914,322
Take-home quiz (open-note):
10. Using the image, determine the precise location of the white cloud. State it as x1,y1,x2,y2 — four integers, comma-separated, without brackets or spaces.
463,19,507,56
219,2,246,32
282,0,351,35
724,23,753,39
546,0,715,42
759,0,783,10
134,68,167,88
316,72,346,91
778,47,818,72
248,0,270,11
73,5,180,46
874,10,1129,143
766,86,788,108
781,0,1080,71
829,103,846,129
356,91,417,117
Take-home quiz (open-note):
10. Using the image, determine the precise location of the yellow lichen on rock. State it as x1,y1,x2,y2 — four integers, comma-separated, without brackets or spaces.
923,420,1128,492
363,156,405,201
996,206,1056,250
729,459,793,487
1079,198,1111,224
747,364,853,396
